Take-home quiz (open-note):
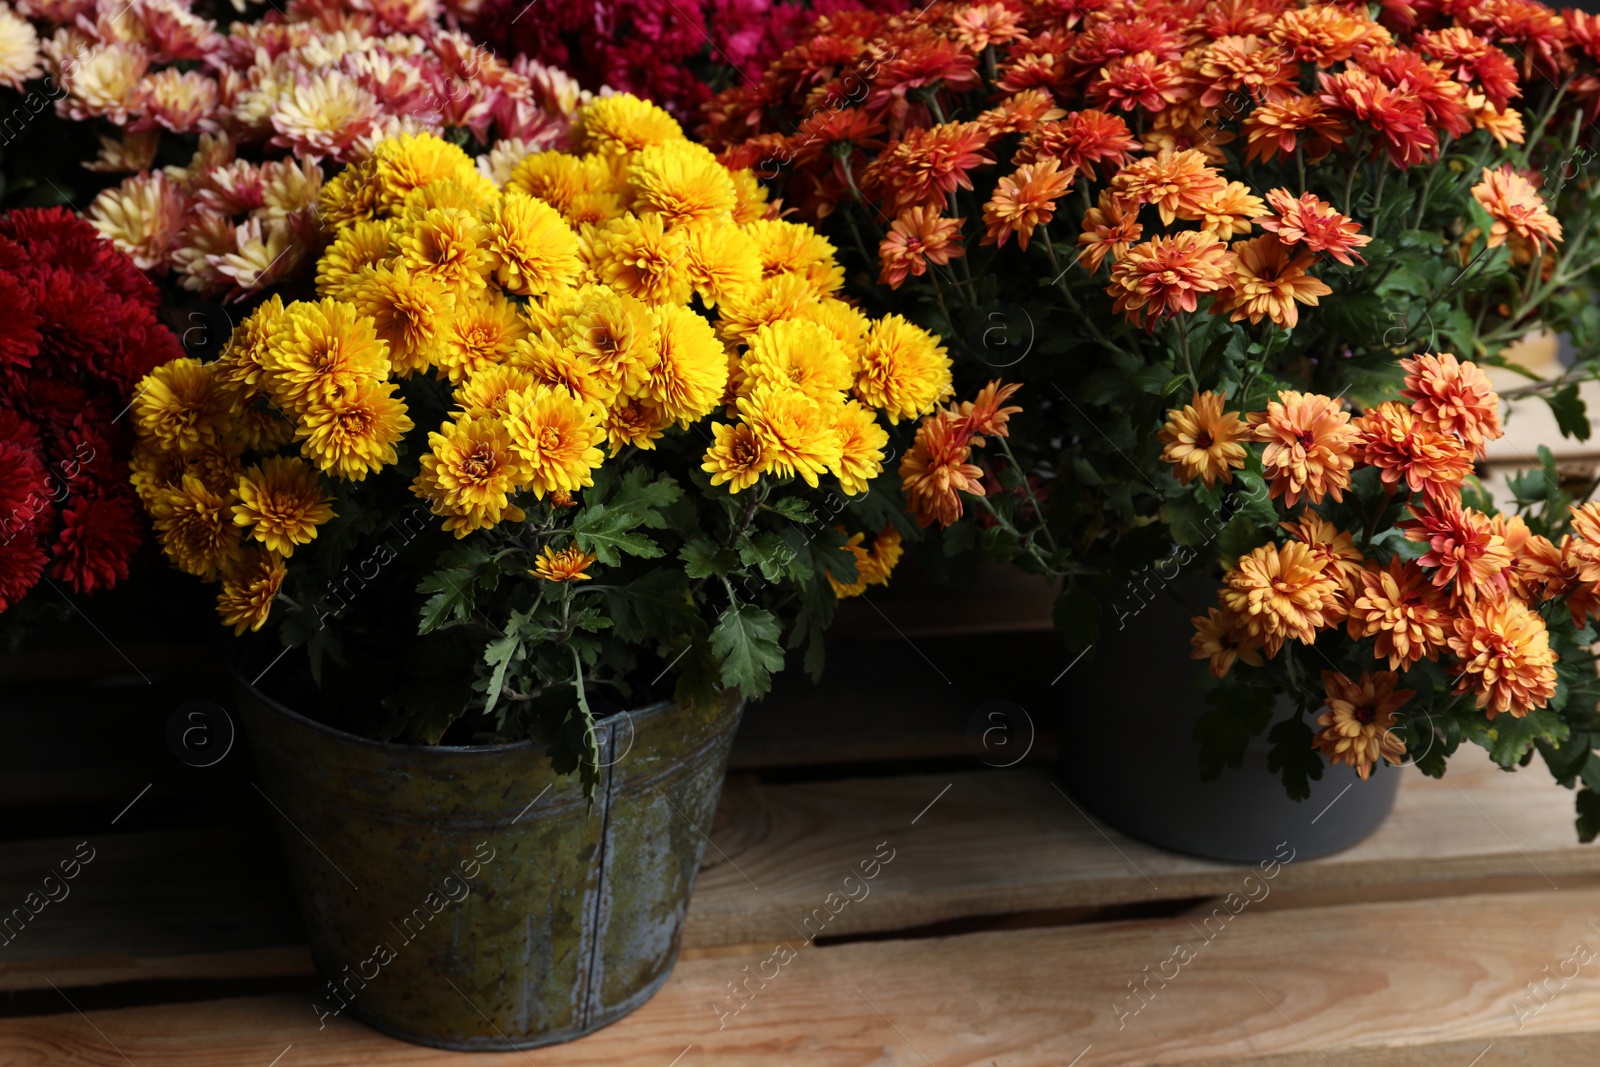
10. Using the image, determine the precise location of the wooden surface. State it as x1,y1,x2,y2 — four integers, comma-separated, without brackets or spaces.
3,884,1598,1066
2,746,1594,1006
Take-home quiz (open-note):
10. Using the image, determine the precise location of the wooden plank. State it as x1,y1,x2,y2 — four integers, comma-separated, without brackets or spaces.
5,746,1594,994
5,885,1600,1065
687,746,1600,946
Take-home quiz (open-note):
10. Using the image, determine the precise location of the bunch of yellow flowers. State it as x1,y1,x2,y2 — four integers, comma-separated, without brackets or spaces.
128,94,953,635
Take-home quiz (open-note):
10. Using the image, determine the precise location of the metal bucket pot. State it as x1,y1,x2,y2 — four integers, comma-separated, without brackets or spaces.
1057,574,1399,863
232,669,744,1050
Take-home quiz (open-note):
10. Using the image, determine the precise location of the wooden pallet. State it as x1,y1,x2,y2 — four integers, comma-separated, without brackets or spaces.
5,619,1600,1066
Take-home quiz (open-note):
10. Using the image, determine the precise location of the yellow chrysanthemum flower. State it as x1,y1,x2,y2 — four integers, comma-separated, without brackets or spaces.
793,298,869,372
133,358,227,456
371,133,482,214
604,396,672,452
437,291,529,383
318,156,381,228
716,273,819,345
485,191,582,296
232,455,336,557
745,219,845,297
510,331,616,408
628,140,738,228
396,205,494,294
455,364,538,419
316,220,396,296
738,319,853,403
216,548,287,636
702,420,767,493
589,213,693,306
215,295,288,401
685,222,762,308
502,385,606,498
507,151,588,212
854,314,954,424
564,189,625,228
557,285,660,397
413,415,528,537
532,543,598,582
831,400,890,497
151,474,243,580
737,386,844,489
399,176,501,219
576,93,684,157
261,299,392,415
727,167,770,226
646,303,728,426
344,262,455,377
295,377,413,481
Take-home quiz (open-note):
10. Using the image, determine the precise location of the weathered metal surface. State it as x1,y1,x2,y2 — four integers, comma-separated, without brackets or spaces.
233,680,744,1050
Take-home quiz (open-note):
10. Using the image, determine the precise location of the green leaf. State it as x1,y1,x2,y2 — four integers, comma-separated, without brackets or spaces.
1266,715,1323,802
680,536,737,580
481,631,520,716
764,497,815,523
602,569,701,645
572,502,664,565
739,531,800,583
1194,685,1276,781
1545,383,1591,442
710,602,786,698
1578,788,1600,844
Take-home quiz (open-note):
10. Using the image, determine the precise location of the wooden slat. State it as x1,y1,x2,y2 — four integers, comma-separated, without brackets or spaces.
4,746,1593,995
6,884,1600,1065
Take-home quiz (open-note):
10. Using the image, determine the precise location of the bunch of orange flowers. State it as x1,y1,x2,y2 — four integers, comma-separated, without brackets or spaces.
1168,352,1598,781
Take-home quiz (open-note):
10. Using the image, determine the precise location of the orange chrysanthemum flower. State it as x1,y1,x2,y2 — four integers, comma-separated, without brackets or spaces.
1014,109,1140,179
1399,352,1504,456
982,158,1072,251
1448,596,1558,719
1258,189,1372,265
1282,513,1364,601
1088,50,1189,113
1271,5,1389,67
1346,557,1448,669
1106,230,1235,329
899,409,985,528
1110,149,1227,226
1403,496,1512,602
879,206,964,289
1194,35,1299,107
1214,235,1332,330
1314,670,1412,780
1076,190,1143,274
1317,68,1437,167
1220,540,1341,652
864,122,996,215
951,2,1025,51
1194,181,1268,240
1565,502,1600,584
1249,391,1358,506
1190,606,1264,678
1158,391,1251,488
1472,165,1562,255
1355,401,1475,498
956,380,1023,443
1242,94,1349,164
532,543,598,582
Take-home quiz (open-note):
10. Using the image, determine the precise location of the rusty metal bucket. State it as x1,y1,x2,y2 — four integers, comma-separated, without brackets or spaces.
233,672,744,1050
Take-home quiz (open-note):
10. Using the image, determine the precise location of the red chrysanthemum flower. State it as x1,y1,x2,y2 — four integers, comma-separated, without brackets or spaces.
0,207,174,614
1087,50,1190,113
1106,230,1236,330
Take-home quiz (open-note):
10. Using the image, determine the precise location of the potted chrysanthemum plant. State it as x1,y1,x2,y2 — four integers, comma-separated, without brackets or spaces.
127,96,938,1047
704,0,1600,856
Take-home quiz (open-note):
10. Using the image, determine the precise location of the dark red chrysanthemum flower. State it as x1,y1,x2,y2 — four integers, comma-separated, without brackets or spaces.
51,491,144,595
0,206,175,614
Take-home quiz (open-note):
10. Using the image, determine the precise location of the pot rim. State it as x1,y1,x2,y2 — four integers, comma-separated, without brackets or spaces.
220,637,680,757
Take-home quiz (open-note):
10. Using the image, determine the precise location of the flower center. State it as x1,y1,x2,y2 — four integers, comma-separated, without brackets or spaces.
1194,430,1214,449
